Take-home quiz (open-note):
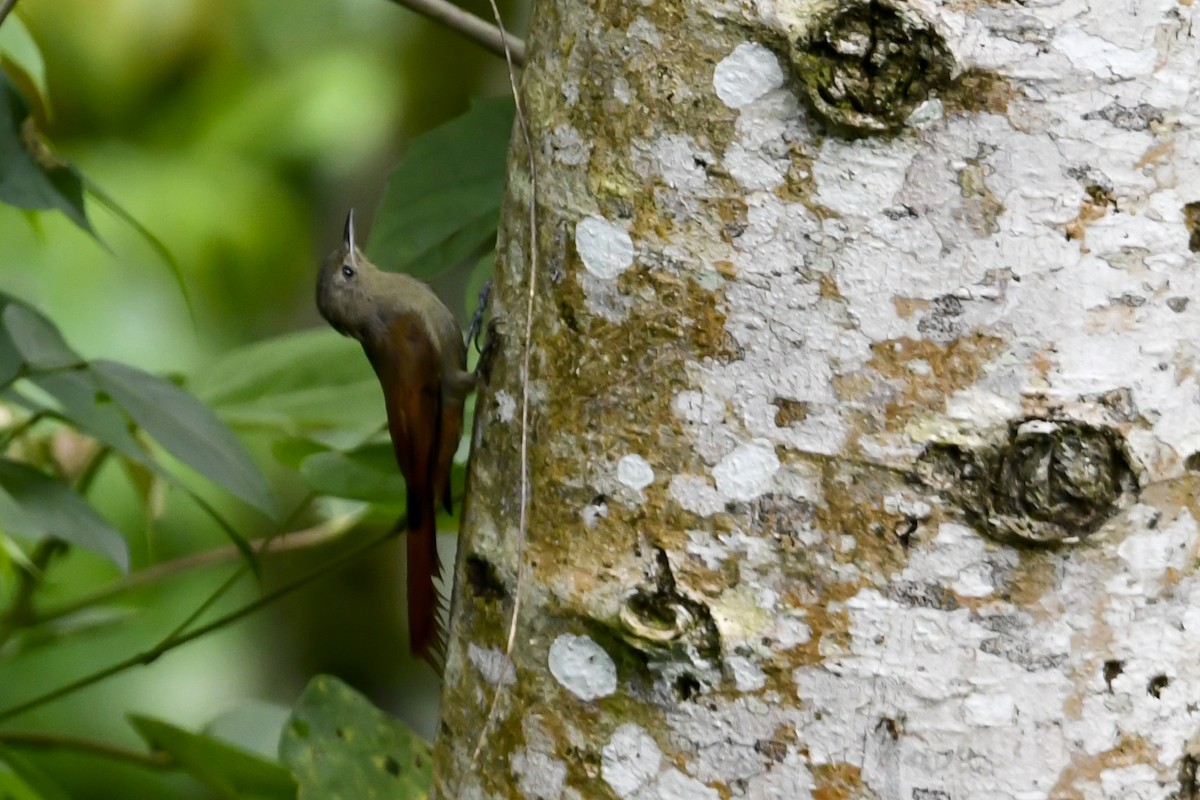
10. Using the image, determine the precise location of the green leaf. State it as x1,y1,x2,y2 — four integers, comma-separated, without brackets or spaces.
0,16,48,103
0,746,71,800
280,675,431,800
0,293,66,403
27,369,150,466
272,437,330,469
90,360,278,518
191,329,382,434
0,31,188,313
3,606,138,658
0,530,36,573
15,374,259,575
129,715,297,800
0,458,128,571
298,444,403,504
367,96,513,281
83,179,195,325
0,770,46,800
0,323,21,389
2,303,82,371
0,71,91,233
204,700,294,762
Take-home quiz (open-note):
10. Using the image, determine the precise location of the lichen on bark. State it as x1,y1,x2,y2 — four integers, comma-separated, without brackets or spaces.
433,0,1200,797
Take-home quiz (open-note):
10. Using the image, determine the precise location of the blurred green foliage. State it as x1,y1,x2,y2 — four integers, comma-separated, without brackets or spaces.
5,0,511,366
0,0,518,796
281,675,431,799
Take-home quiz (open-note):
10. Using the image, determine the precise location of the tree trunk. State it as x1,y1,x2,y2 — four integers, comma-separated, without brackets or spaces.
435,1,1200,798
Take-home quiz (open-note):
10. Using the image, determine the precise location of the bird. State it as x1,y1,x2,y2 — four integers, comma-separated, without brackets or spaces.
316,210,476,670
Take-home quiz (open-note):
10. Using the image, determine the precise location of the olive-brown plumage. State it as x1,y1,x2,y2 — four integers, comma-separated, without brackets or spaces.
316,211,474,669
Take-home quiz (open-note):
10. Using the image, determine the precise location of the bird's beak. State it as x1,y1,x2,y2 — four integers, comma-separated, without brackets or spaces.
343,209,358,269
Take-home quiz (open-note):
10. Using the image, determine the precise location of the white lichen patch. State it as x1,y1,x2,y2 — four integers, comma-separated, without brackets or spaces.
581,498,609,528
724,93,802,190
616,454,655,491
669,474,725,517
882,493,932,521
602,724,663,798
812,137,923,220
636,134,714,192
494,389,517,423
575,216,634,279
713,42,784,109
666,695,798,785
548,634,617,700
467,643,516,688
685,528,731,569
626,16,661,48
1113,508,1197,593
900,522,1011,599
672,390,725,425
727,655,768,692
743,755,816,800
1095,765,1161,800
711,439,780,502
547,124,591,166
511,749,568,800
773,614,812,649
654,769,719,800
612,76,631,104
793,588,1077,796
1053,26,1157,81
593,454,659,508
780,506,1200,798
962,693,1016,727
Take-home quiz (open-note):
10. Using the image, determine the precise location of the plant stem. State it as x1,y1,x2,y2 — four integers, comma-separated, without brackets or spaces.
0,527,396,724
0,731,174,770
147,489,321,648
31,511,364,627
154,565,247,648
73,446,110,495
0,410,47,451
384,0,526,65
0,539,67,650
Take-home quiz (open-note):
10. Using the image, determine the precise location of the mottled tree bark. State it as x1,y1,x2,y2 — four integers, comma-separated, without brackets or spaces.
435,1,1200,798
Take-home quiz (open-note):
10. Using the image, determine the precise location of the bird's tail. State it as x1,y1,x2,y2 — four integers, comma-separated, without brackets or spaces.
406,486,446,673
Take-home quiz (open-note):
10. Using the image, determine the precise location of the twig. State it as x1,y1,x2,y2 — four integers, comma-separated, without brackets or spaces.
0,362,90,397
384,0,526,65
0,731,174,770
188,491,261,576
469,0,538,768
154,564,248,648
148,489,321,647
31,512,363,627
0,539,67,650
0,527,396,724
0,0,19,28
73,446,110,494
0,410,48,451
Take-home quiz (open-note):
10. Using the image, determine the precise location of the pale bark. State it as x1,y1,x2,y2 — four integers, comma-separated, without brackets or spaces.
435,1,1200,798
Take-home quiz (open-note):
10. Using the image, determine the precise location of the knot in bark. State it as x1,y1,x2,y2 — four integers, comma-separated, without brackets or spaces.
917,418,1138,545
790,0,955,136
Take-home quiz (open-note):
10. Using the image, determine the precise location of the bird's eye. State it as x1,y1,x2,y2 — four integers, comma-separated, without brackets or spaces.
341,265,355,279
